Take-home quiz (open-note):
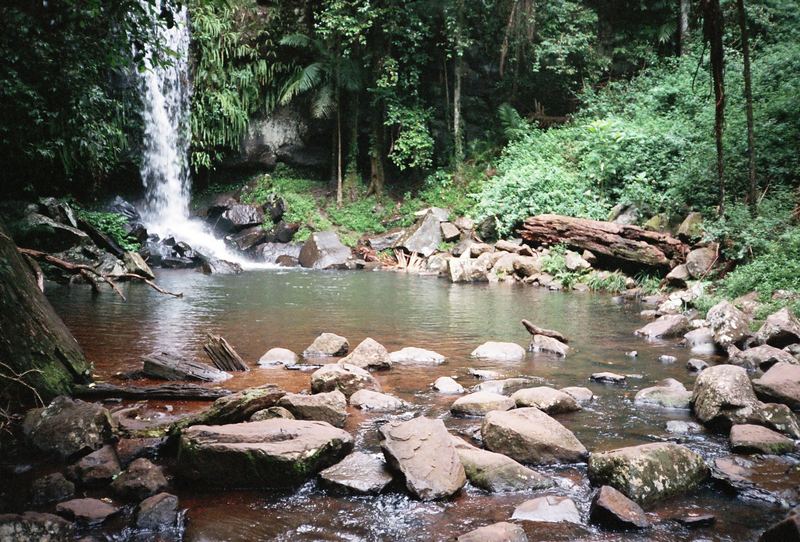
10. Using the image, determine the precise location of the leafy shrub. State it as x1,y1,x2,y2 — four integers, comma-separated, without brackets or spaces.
720,227,800,299
586,271,628,293
77,210,140,252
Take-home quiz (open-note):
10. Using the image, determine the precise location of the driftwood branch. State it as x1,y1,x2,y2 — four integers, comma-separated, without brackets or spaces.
203,333,249,372
521,319,569,344
73,382,231,401
18,247,182,300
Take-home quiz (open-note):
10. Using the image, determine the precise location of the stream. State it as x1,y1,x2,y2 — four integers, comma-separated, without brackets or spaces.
45,268,793,541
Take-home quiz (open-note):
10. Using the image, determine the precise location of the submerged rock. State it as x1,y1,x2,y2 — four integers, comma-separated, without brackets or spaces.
340,337,391,370
758,507,800,542
299,231,351,269
588,443,708,505
730,424,796,455
310,363,381,397
560,387,595,405
277,390,348,427
511,387,581,413
590,372,626,384
303,332,350,358
753,362,800,409
634,378,692,409
529,335,570,357
135,492,181,532
67,444,121,487
22,396,114,460
258,347,298,366
457,522,528,542
590,485,650,530
0,512,72,540
451,436,552,492
30,473,75,505
177,419,353,487
482,407,588,465
471,342,526,362
319,452,393,494
389,347,445,365
379,417,466,500
712,455,800,505
450,392,515,417
474,377,543,395
511,496,582,524
349,389,407,411
634,315,689,339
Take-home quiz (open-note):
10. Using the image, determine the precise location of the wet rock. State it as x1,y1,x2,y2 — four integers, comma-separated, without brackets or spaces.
299,231,351,269
482,408,588,465
303,332,349,358
319,452,393,494
634,378,692,409
753,362,800,409
278,390,347,427
468,368,503,380
511,387,581,413
227,225,268,251
68,444,121,487
761,403,800,438
658,355,678,364
214,204,264,233
396,211,443,258
30,473,75,505
123,251,155,279
250,406,295,421
182,385,286,427
258,347,298,366
367,230,406,252
389,347,445,365
56,498,119,525
674,514,716,528
116,437,165,467
686,246,716,279
349,389,406,411
471,342,526,362
379,417,466,500
729,344,796,371
511,496,582,524
588,443,708,505
665,264,690,288
677,212,704,241
22,396,114,459
340,337,391,370
310,363,381,398
255,242,302,264
590,372,626,384
529,335,570,357
560,387,594,405
135,492,181,532
730,424,795,455
683,327,717,354
712,455,800,505
635,315,689,339
457,522,528,542
759,508,800,542
686,358,709,373
756,308,800,348
474,377,543,395
197,255,243,275
707,300,751,348
451,436,552,492
665,420,704,434
16,212,91,253
177,419,353,487
110,458,168,500
448,257,491,282
590,485,650,530
691,365,761,430
434,376,465,394
0,512,73,540
451,392,515,417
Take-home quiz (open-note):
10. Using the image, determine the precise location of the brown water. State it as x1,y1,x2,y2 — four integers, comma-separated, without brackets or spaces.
45,269,796,541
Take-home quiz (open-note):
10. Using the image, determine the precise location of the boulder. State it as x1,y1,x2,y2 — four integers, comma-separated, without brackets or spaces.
683,327,717,354
666,420,704,434
319,452,393,494
761,403,800,438
481,408,588,465
177,419,353,487
214,204,264,233
471,342,526,362
303,333,349,358
414,207,450,222
251,406,295,421
513,256,542,277
258,347,298,366
712,455,800,505
299,231,351,269
389,347,445,365
135,492,181,532
340,337,391,370
730,424,795,455
634,378,692,409
756,308,800,348
491,252,521,277
529,335,570,357
16,212,91,253
686,358,709,372
753,362,800,409
256,242,303,264
448,257,490,283
22,396,114,459
450,392,515,417
474,377,543,395
227,225,268,251
440,221,461,241
110,458,168,500
310,363,381,398
379,417,466,500
115,437,165,467
0,512,72,540
588,443,708,505
590,372,626,384
396,211,442,258
677,212,704,241
634,315,689,339
457,522,528,542
685,246,716,279
349,389,407,411
706,300,750,348
454,216,475,231
665,264,690,288
451,436,552,492
560,387,594,405
729,345,796,372
368,230,406,252
511,387,581,413
590,485,650,530
564,250,591,271
277,390,348,427
67,444,121,487
759,508,800,542
691,365,762,430
433,376,465,394
658,354,677,364
123,251,155,279
30,473,75,505
56,498,119,525
511,496,582,524
179,385,286,428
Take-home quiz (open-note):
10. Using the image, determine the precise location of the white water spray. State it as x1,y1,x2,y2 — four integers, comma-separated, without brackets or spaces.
136,2,260,268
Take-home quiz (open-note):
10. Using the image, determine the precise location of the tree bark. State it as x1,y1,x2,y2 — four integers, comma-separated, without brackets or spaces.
203,333,249,372
142,352,231,383
0,222,91,403
453,0,465,171
74,382,230,401
678,0,690,56
702,0,726,215
737,0,757,213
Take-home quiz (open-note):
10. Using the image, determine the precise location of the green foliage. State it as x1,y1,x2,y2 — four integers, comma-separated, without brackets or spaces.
720,227,800,300
586,271,629,294
635,273,662,295
385,104,434,171
326,197,387,234
76,210,140,252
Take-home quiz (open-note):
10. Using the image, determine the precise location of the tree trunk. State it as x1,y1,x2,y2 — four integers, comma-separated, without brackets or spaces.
453,0,465,172
702,0,726,215
0,221,91,403
337,103,343,206
737,0,757,213
678,0,690,56
368,108,386,197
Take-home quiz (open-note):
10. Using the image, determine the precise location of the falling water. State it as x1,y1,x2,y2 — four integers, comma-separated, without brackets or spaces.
136,1,257,267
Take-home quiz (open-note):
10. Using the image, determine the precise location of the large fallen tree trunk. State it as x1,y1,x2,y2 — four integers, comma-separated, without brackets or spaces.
73,382,231,401
0,222,91,402
142,352,231,383
519,214,688,271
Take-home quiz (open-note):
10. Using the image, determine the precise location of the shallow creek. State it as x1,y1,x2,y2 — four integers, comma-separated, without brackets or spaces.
44,269,795,541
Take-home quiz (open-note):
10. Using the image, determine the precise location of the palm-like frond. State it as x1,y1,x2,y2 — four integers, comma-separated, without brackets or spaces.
279,62,325,105
280,33,315,50
312,84,336,119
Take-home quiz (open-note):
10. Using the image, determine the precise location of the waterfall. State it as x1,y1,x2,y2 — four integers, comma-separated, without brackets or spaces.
136,1,257,268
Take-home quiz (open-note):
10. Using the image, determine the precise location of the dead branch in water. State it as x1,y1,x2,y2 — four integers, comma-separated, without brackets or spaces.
521,319,570,344
394,250,424,273
17,247,182,300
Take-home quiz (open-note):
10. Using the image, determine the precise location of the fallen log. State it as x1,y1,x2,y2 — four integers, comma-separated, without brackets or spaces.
142,352,231,383
521,319,569,344
73,382,231,401
203,333,249,372
519,214,687,271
